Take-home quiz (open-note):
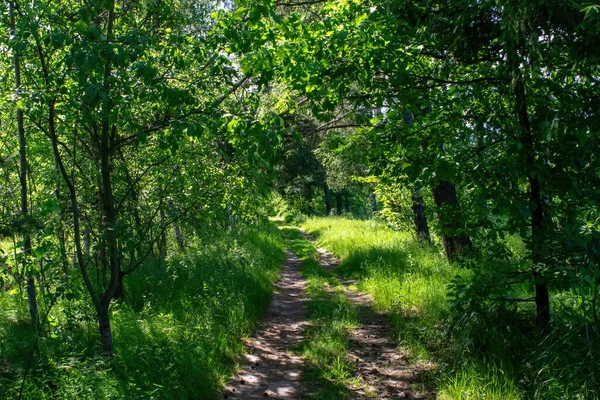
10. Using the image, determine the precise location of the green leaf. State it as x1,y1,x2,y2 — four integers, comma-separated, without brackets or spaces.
227,118,238,133
73,19,88,32
333,30,349,40
232,7,249,20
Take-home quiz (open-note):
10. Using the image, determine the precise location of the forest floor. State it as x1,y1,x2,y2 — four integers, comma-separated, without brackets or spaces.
223,226,434,399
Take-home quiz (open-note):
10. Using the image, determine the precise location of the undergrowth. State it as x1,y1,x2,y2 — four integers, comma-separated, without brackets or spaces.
0,223,285,399
301,217,599,400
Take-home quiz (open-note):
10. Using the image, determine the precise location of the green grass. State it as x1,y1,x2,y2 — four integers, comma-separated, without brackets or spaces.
279,225,360,400
301,217,599,400
0,223,285,399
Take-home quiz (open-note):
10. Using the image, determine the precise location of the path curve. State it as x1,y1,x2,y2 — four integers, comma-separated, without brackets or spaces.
223,250,308,399
300,229,434,399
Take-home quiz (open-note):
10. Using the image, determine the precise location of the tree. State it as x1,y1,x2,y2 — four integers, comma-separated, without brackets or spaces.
9,0,38,329
230,0,600,330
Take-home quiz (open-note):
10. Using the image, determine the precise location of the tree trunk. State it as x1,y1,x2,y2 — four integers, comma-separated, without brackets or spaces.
370,193,378,213
405,112,431,244
431,180,472,260
344,191,351,214
97,301,113,356
95,0,119,355
120,152,143,260
84,227,91,256
335,192,343,215
11,1,38,329
412,186,431,243
113,269,124,301
324,184,333,215
25,275,38,328
52,153,69,276
514,74,550,329
173,223,185,250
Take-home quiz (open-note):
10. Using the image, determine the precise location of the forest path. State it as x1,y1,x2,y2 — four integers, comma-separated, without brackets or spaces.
299,228,434,400
223,227,433,399
223,249,308,399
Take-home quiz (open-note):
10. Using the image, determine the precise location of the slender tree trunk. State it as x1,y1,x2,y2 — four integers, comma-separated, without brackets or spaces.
514,73,550,329
344,191,351,214
11,1,39,329
336,192,343,215
95,0,119,355
370,193,378,213
113,269,124,301
49,99,102,351
52,155,69,276
173,224,185,250
412,186,431,243
97,301,113,355
84,227,91,256
119,151,143,260
324,184,332,215
431,180,472,260
405,112,431,243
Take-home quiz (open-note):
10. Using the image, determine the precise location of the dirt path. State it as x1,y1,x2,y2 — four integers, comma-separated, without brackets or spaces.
223,250,308,399
224,231,433,399
301,229,434,400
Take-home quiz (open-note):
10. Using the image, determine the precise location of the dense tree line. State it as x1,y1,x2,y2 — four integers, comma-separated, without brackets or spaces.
1,0,284,356
245,0,600,332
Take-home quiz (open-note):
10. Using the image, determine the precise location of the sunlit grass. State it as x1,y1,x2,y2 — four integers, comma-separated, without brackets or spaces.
0,223,285,399
302,217,454,359
301,217,572,400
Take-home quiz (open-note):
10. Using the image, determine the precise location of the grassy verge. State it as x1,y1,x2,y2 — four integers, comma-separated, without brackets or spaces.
0,223,285,399
279,225,360,400
301,217,599,400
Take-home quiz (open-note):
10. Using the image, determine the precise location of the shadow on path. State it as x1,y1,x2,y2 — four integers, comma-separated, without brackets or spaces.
223,250,308,399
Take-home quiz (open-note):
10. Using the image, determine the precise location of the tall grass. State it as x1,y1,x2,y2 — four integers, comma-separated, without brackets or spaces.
0,223,285,399
302,217,599,400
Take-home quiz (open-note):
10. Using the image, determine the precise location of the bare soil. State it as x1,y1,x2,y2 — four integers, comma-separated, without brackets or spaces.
223,250,308,399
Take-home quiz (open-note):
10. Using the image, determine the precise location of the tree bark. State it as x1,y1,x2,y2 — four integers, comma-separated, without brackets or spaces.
431,180,472,260
514,74,550,329
84,227,91,256
324,184,332,215
412,186,431,243
93,0,121,355
97,301,113,356
11,1,39,329
405,112,432,243
336,192,343,215
370,193,378,212
173,223,185,250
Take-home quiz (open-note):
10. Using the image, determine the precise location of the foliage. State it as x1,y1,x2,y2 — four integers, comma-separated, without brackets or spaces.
0,0,598,397
231,0,600,329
